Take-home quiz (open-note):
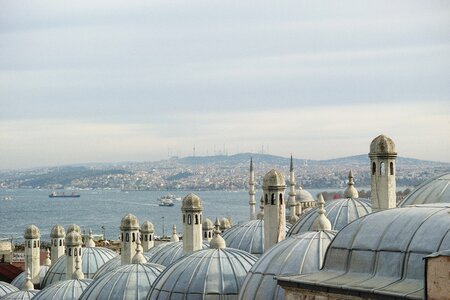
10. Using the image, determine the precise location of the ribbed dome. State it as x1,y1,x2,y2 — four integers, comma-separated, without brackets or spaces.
182,193,202,210
141,221,154,233
92,251,153,279
398,173,450,207
202,218,214,230
120,214,139,231
0,281,19,297
80,263,164,300
219,217,231,230
369,134,397,156
24,225,40,239
33,279,93,300
289,205,450,299
238,230,336,300
263,169,285,188
148,248,258,300
0,290,39,300
287,198,371,236
66,224,81,234
295,188,314,203
11,266,49,289
50,225,65,238
41,247,117,288
145,241,208,267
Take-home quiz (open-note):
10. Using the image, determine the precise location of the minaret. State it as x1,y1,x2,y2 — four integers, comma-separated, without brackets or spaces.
209,218,226,249
202,218,214,241
312,194,332,231
182,193,203,254
141,221,155,251
171,224,179,242
288,155,298,224
344,170,359,199
24,225,40,284
85,229,96,248
50,224,65,266
65,230,82,280
369,134,397,211
248,158,257,220
120,213,140,265
263,169,286,252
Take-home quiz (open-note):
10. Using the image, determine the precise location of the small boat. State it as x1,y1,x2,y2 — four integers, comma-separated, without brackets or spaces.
158,195,175,206
49,191,80,198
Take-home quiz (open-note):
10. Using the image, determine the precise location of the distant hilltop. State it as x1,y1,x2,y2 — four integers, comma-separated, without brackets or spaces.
1,153,449,190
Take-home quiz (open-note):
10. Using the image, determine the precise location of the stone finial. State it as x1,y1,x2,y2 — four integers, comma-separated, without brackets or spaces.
44,248,51,266
344,170,359,199
131,239,147,264
311,194,332,231
22,268,34,291
171,224,179,242
72,256,84,279
210,218,226,249
86,228,96,248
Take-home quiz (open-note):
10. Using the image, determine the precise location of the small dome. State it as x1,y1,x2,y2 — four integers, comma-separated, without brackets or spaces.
287,198,371,236
33,279,93,300
0,290,39,300
65,231,82,247
219,217,232,230
295,188,314,203
120,214,140,231
202,218,214,230
92,251,154,279
145,241,208,267
369,134,397,155
0,281,19,297
80,263,164,300
263,169,285,188
66,224,81,234
398,173,450,207
41,247,117,288
181,193,202,210
238,230,336,300
141,221,154,233
50,225,65,238
148,248,258,299
11,266,49,289
24,225,40,239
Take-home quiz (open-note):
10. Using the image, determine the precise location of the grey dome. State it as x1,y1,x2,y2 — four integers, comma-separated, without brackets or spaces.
120,214,139,231
283,205,450,299
32,279,93,300
202,218,214,230
50,225,65,238
24,225,40,239
0,290,39,300
80,263,164,300
238,230,336,300
0,281,18,297
141,221,154,233
398,173,450,207
92,251,154,279
182,193,202,210
11,266,49,289
148,248,258,300
263,169,285,188
145,241,208,267
369,134,396,155
287,198,371,236
41,247,117,287
295,188,314,203
223,220,264,256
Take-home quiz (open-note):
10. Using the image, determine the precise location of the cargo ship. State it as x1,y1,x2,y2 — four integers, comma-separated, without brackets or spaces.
49,191,80,198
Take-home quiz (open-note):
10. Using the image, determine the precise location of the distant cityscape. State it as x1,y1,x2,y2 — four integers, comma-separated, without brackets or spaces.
1,153,449,192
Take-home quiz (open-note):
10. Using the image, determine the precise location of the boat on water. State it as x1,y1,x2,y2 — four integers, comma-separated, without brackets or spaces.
158,195,175,206
49,191,80,198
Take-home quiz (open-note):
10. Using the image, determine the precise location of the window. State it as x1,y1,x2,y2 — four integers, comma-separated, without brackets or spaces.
195,214,199,224
279,194,283,205
79,249,81,256
390,162,394,175
204,232,207,238
28,241,31,248
68,248,72,256
265,194,268,205
121,233,123,241
372,162,376,175
188,214,192,225
209,232,212,238
33,241,36,248
59,240,62,247
74,249,77,256
183,215,185,223
271,193,275,205
126,233,129,242
380,162,385,176
132,233,135,242
144,235,148,241
149,235,152,241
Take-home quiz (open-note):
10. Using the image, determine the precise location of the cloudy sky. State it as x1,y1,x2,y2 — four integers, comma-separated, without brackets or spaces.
1,0,449,169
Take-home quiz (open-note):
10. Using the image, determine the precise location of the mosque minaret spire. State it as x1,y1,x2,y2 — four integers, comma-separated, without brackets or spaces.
288,155,298,224
249,157,256,220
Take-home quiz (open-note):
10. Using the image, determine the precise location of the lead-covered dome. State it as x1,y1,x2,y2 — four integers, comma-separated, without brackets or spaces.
398,173,450,207
287,198,371,236
0,290,39,300
33,278,93,300
120,214,139,231
182,193,202,210
295,188,314,203
147,248,258,299
238,230,336,300
144,241,208,267
41,247,117,287
202,218,213,230
282,205,450,299
223,220,264,256
0,281,18,297
263,169,285,187
11,266,49,289
50,225,65,238
369,134,396,155
24,225,40,239
80,263,164,300
141,221,154,233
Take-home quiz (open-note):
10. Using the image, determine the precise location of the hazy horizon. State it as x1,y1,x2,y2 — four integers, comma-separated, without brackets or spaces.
1,0,449,169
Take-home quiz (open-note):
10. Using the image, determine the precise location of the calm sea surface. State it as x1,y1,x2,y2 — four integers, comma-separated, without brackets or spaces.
0,188,332,243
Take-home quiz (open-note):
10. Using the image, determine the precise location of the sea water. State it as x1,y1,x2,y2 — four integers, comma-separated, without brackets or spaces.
0,188,334,243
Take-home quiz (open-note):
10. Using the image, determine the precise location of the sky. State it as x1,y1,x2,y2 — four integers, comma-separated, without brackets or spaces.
0,0,449,169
